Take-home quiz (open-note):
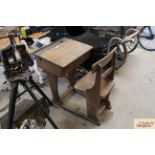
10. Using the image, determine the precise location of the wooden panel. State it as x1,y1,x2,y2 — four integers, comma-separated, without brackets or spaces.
28,31,50,39
92,47,117,72
37,50,90,76
75,70,114,98
74,71,96,91
37,39,93,68
0,38,10,49
0,37,21,50
63,51,90,74
36,57,63,76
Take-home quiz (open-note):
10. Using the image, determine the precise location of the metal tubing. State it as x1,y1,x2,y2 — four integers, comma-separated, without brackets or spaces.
7,82,18,129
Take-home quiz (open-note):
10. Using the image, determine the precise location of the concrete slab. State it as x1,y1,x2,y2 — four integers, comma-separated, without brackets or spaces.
0,45,155,129
47,46,155,129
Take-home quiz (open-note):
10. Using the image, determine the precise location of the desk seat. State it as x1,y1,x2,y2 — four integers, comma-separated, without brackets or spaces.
75,71,114,98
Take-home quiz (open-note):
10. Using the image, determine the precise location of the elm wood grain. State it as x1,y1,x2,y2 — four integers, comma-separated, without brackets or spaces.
38,39,92,68
28,31,50,39
74,47,117,123
37,48,90,76
68,69,76,86
37,57,63,76
47,73,60,102
0,37,20,49
74,71,114,98
0,38,10,49
46,72,74,102
35,38,93,102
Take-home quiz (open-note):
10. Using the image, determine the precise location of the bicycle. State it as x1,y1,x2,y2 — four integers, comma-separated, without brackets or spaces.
107,27,141,68
124,26,155,53
73,26,137,70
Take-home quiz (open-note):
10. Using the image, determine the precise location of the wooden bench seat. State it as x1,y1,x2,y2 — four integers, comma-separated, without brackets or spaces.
74,47,117,123
75,71,114,98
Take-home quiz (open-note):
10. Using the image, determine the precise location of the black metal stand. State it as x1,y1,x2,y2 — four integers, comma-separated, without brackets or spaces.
7,76,58,129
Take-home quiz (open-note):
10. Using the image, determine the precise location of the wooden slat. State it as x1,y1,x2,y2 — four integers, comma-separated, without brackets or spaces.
101,66,113,79
92,47,117,72
74,71,96,92
100,80,114,98
28,31,50,39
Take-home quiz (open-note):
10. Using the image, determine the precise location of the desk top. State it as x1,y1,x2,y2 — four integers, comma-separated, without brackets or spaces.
35,38,93,68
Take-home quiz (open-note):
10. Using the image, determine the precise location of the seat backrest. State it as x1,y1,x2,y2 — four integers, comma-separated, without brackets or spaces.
90,47,117,93
92,47,117,78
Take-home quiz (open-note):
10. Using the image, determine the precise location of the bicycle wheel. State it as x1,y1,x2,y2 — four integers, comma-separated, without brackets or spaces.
125,28,139,54
107,37,127,69
139,26,155,51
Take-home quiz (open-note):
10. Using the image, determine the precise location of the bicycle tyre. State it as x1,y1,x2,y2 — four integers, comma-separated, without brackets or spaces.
107,37,127,70
139,26,155,51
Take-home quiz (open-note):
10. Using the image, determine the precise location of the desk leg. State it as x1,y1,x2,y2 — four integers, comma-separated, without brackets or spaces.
68,69,76,86
47,73,60,102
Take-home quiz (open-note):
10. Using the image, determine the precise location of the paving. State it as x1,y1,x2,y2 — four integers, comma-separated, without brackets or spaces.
0,45,155,129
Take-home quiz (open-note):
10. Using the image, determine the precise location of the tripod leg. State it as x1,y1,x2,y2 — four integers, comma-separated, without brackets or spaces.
29,76,53,106
21,81,58,129
7,82,18,129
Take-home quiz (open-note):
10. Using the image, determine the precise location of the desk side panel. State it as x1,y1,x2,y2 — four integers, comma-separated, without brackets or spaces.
36,57,63,76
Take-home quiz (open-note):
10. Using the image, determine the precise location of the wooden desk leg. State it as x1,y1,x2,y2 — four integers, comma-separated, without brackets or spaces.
47,73,60,102
68,69,76,86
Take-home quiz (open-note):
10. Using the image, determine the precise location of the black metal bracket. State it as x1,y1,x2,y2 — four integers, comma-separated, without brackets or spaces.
7,76,58,129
